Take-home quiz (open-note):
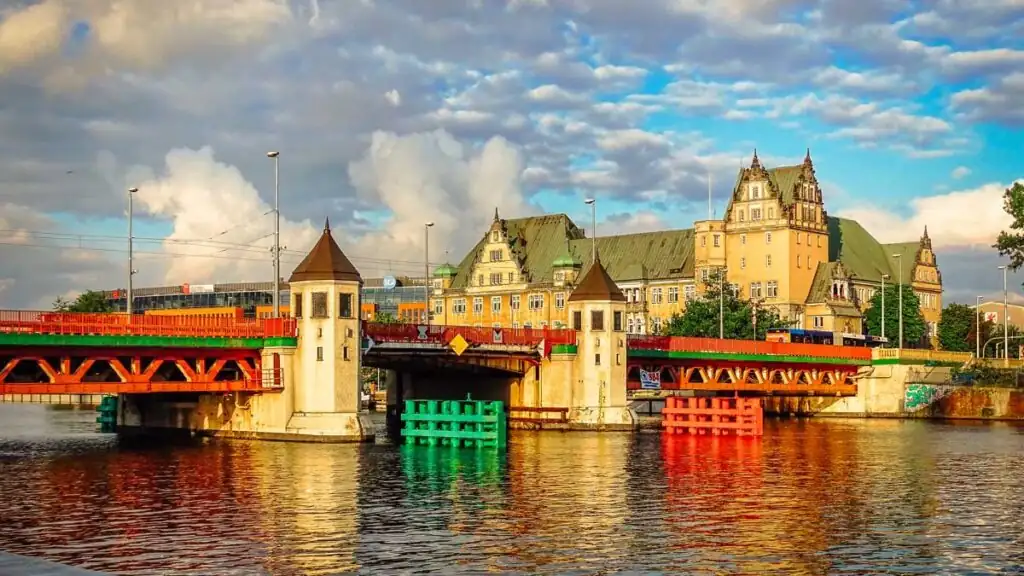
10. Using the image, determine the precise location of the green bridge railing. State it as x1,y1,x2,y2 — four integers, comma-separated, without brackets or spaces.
400,397,507,449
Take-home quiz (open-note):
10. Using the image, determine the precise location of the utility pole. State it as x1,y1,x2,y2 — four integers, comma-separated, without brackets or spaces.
719,268,726,339
585,198,596,263
893,253,903,348
976,295,984,359
425,222,434,326
881,274,888,343
266,151,281,318
127,187,138,316
1000,265,1009,367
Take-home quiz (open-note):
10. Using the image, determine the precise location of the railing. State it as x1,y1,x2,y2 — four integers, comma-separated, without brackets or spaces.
0,310,296,339
628,334,873,361
363,322,577,348
874,348,974,364
257,367,285,390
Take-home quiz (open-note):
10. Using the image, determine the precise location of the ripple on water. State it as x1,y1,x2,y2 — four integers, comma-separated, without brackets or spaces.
0,408,1023,574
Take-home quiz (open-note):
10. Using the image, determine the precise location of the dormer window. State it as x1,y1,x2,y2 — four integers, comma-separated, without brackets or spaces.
751,185,760,199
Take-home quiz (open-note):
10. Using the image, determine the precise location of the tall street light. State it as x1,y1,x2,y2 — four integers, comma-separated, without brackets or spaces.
127,187,139,316
892,253,903,348
881,273,889,343
425,222,434,326
976,295,984,359
266,151,281,318
999,265,1009,367
584,198,596,263
719,268,727,339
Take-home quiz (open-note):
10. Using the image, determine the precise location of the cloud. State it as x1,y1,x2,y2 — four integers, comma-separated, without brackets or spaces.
837,179,1022,250
952,166,971,179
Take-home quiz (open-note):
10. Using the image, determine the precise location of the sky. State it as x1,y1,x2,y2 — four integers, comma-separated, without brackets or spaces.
0,0,1022,309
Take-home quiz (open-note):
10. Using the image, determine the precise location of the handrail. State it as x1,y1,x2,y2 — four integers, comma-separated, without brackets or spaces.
0,310,297,339
627,334,873,361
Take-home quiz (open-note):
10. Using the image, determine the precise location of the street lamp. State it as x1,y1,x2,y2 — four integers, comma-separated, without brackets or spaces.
976,296,984,359
999,265,1009,367
266,151,281,318
127,187,139,316
881,273,889,342
892,254,903,348
425,222,434,326
584,198,596,263
719,267,728,339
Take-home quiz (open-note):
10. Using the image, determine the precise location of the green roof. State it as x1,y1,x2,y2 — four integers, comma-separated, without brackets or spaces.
448,214,694,289
433,263,458,277
768,165,803,205
820,216,922,288
553,251,582,268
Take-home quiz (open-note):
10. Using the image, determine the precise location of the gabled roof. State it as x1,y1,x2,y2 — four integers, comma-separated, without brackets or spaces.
288,219,362,283
827,216,905,284
568,256,626,302
447,214,695,289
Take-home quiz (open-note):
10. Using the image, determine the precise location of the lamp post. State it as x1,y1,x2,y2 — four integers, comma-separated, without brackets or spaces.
127,187,138,316
976,295,984,359
881,273,889,343
719,268,727,339
266,151,281,318
425,222,434,326
999,265,1009,367
892,254,903,348
584,198,596,263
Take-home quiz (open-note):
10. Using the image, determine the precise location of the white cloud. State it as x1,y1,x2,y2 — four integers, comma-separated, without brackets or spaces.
837,179,1023,250
952,166,971,179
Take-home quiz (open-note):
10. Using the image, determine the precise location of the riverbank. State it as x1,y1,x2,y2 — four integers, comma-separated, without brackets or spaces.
0,551,105,575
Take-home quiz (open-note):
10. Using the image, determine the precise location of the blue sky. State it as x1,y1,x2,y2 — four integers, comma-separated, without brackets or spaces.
0,0,1022,307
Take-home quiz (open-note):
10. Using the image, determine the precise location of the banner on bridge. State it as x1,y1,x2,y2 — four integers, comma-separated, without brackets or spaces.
640,369,661,390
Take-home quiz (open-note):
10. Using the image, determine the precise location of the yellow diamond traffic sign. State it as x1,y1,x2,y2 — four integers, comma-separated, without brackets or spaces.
449,333,469,356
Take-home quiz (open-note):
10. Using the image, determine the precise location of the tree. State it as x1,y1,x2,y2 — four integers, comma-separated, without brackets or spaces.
864,284,926,347
661,268,790,339
52,291,114,313
938,302,993,352
994,182,1024,272
373,312,398,323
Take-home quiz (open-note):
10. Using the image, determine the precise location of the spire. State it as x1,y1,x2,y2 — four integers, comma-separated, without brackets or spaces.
751,148,760,168
324,217,331,232
804,148,812,164
921,225,932,250
289,219,361,283
493,207,499,222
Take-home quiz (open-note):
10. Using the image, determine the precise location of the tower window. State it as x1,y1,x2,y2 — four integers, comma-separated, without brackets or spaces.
591,310,605,331
311,292,328,318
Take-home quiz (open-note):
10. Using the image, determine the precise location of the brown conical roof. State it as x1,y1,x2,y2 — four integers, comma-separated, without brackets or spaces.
568,253,625,302
288,218,362,283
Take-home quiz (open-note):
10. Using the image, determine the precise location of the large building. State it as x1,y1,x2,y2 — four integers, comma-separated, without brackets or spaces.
429,151,943,343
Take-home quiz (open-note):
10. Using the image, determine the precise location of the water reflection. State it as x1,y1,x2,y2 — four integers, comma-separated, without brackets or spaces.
0,405,1023,575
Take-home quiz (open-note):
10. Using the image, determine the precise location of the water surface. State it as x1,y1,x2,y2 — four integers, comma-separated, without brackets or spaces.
1,405,1023,575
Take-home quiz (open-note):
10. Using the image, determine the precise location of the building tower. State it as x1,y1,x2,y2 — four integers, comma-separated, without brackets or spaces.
286,218,371,440
567,254,632,427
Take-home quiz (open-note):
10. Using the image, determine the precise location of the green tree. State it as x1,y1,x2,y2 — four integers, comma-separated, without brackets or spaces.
994,182,1024,272
938,302,993,352
864,284,926,347
373,312,398,323
661,268,790,339
52,291,114,313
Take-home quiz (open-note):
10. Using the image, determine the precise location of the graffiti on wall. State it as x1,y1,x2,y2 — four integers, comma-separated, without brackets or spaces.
904,384,952,411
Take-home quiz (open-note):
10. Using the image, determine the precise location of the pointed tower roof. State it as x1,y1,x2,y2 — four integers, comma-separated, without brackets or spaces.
921,225,932,251
568,253,626,302
288,218,362,283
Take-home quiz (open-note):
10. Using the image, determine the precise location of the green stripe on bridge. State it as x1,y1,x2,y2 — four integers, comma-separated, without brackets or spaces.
627,348,871,366
0,333,297,349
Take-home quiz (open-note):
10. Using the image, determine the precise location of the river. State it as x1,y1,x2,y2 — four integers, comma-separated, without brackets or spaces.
0,405,1022,575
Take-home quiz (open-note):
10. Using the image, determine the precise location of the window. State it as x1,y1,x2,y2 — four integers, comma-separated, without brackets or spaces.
653,317,662,333
478,274,484,286
489,249,502,262
701,235,706,247
651,288,663,304
316,346,324,361
339,293,353,318
741,234,746,245
768,207,774,219
491,231,499,242
817,236,822,247
511,295,521,310
293,292,303,318
312,292,328,318
684,285,696,301
434,300,443,315
508,272,515,283
529,294,545,310
813,316,824,328
701,269,709,282
491,296,501,313
453,299,467,314
627,317,634,333
555,292,565,309
573,311,582,330
741,257,746,269
797,233,802,244
739,210,745,222
751,208,762,221
713,234,720,247
614,311,623,331
473,297,483,315
668,287,679,303
766,232,772,244
797,255,802,268
767,281,778,298
751,185,760,199
750,282,762,299
595,353,601,366
591,310,604,330
343,346,350,361
490,273,502,285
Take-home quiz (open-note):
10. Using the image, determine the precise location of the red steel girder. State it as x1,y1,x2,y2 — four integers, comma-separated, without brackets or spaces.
627,359,858,396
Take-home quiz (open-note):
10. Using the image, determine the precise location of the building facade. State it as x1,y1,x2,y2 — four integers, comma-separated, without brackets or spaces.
429,151,943,343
